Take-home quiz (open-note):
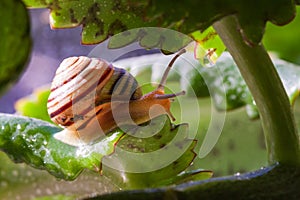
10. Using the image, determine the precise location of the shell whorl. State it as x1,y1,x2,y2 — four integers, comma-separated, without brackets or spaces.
47,56,142,129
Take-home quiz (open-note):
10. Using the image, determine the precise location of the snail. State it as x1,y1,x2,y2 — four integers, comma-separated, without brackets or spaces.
47,49,186,146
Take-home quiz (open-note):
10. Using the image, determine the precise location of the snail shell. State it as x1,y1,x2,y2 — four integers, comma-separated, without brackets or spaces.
48,51,185,146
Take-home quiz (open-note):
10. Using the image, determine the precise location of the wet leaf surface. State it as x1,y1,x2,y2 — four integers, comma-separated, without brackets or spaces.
0,113,122,180
0,113,205,190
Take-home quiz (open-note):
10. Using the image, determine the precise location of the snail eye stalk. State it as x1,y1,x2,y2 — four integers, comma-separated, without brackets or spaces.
157,49,186,91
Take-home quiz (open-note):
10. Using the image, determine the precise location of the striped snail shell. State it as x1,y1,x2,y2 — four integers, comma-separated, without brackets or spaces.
47,50,186,146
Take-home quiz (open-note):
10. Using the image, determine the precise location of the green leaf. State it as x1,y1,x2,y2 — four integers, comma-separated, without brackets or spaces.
189,52,253,111
23,0,149,44
147,0,297,46
0,113,122,180
88,165,300,200
1,98,271,198
108,28,193,53
0,0,31,95
23,0,298,46
199,53,300,118
156,169,213,186
102,115,210,189
190,27,226,65
264,6,300,64
245,58,300,119
0,113,206,188
15,87,52,123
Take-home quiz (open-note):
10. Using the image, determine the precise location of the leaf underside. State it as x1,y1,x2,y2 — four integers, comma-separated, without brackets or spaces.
23,0,299,46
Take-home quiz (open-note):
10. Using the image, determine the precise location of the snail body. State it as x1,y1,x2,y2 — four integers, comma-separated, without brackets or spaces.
48,50,185,146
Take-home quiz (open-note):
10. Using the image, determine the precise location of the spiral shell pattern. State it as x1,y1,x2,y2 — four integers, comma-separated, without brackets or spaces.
47,56,142,129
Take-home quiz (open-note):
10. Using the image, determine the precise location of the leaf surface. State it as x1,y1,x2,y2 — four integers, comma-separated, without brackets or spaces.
0,113,122,180
0,113,208,187
102,115,211,189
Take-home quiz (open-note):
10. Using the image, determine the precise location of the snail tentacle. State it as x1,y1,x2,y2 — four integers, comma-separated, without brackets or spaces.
157,48,186,91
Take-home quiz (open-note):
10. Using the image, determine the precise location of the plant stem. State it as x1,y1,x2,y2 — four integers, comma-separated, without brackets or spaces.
213,16,300,166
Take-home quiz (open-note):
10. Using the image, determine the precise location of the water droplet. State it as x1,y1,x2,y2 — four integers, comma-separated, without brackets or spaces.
16,124,22,130
234,172,241,176
76,146,92,157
